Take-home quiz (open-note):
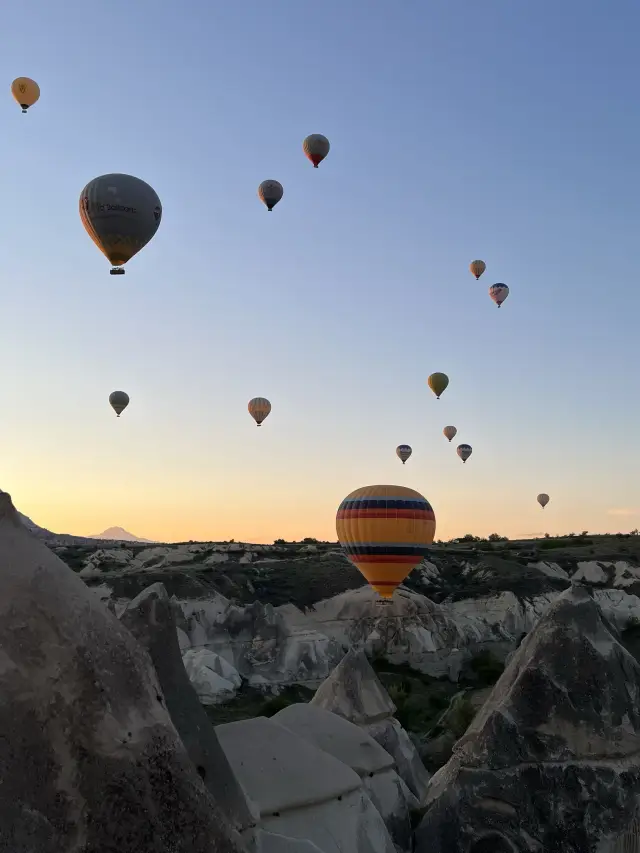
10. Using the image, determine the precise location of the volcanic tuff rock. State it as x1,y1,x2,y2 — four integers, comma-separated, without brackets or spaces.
119,582,257,831
415,582,640,853
0,491,243,853
311,648,431,803
215,715,396,853
273,703,418,852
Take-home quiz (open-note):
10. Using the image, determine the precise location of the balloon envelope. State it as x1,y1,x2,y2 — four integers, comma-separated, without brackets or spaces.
258,180,283,211
11,77,39,112
396,444,412,464
457,444,472,463
489,283,509,307
470,260,486,280
109,391,129,417
443,425,457,442
537,493,550,508
428,372,449,399
79,174,162,273
248,397,271,426
303,134,330,168
336,484,436,600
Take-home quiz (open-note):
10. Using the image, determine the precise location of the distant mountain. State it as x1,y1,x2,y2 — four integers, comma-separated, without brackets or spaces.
89,526,155,543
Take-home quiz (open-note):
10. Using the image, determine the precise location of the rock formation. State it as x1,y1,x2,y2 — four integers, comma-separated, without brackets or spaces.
0,491,243,852
415,582,640,853
215,715,396,853
273,703,418,851
311,648,431,803
119,582,257,832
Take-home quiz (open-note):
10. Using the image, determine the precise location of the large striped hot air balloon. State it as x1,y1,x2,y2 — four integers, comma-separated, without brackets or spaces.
336,485,436,602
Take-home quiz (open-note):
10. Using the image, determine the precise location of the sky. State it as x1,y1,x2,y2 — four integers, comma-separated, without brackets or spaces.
2,0,640,543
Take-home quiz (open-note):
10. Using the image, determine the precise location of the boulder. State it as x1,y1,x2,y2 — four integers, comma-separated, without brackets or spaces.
415,583,640,853
0,492,243,852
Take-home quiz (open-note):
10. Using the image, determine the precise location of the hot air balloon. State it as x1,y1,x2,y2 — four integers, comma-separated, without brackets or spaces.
79,174,162,275
303,134,330,168
537,493,550,509
109,391,129,418
428,373,449,399
457,444,472,463
11,77,39,113
470,260,486,280
336,484,436,601
489,283,509,307
396,445,412,464
258,180,283,211
443,426,457,442
248,397,271,426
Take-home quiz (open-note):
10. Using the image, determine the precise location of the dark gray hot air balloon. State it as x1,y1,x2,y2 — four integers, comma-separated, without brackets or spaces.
258,180,283,212
79,174,162,275
109,391,130,417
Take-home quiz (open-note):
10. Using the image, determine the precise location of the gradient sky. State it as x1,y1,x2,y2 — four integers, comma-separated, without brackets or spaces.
2,0,640,543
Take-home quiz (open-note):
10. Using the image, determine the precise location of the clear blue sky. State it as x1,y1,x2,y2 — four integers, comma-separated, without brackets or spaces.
2,0,639,542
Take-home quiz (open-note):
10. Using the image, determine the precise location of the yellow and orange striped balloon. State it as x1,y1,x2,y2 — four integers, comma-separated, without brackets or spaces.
336,485,436,600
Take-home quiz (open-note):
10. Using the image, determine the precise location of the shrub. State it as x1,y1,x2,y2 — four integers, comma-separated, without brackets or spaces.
469,651,505,686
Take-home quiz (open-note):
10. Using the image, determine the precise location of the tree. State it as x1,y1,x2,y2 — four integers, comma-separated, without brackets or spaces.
274,538,286,545
488,533,508,542
302,537,319,544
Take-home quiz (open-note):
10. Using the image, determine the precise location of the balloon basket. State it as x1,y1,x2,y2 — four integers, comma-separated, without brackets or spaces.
110,268,125,276
375,598,394,608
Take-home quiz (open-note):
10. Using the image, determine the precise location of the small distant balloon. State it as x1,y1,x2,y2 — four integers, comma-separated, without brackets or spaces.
470,260,486,280
303,134,330,168
109,391,129,418
443,426,457,442
258,180,283,211
11,77,39,113
457,444,472,463
428,373,449,399
537,493,550,509
248,397,271,426
79,174,162,275
396,445,412,464
489,283,509,307
336,484,436,601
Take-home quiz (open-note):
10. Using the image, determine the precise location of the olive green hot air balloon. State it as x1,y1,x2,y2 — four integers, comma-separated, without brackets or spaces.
303,134,330,168
258,180,283,211
537,493,550,509
79,174,162,275
11,77,39,113
443,425,457,442
470,260,486,280
109,391,129,417
428,372,449,399
248,397,271,426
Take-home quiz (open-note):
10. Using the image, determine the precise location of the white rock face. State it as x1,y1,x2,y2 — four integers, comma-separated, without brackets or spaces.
311,649,431,805
183,649,240,705
273,704,418,851
83,545,640,698
215,716,396,853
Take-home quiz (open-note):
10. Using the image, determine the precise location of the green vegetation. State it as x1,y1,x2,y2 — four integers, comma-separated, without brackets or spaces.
203,684,315,726
469,650,505,685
